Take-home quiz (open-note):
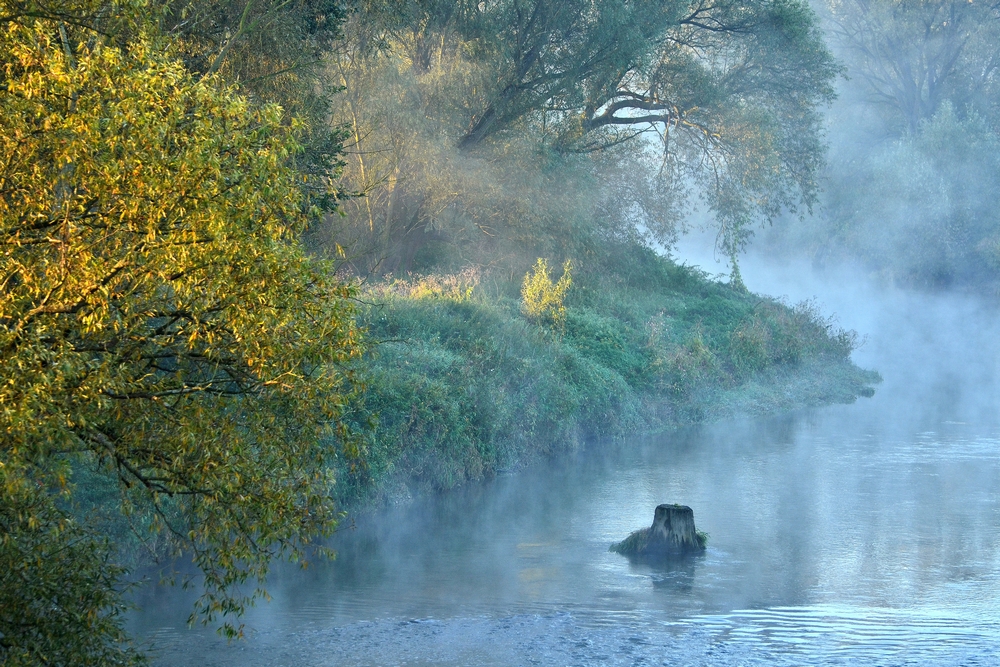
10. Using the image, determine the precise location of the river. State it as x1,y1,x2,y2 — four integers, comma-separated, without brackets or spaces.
130,260,1000,666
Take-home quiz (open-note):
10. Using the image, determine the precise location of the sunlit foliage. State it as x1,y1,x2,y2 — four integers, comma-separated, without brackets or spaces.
0,10,363,662
521,258,572,328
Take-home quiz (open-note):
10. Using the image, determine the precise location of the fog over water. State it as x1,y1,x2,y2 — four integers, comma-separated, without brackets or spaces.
132,245,1000,666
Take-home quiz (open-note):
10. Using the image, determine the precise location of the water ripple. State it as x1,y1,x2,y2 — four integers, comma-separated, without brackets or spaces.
679,604,1000,664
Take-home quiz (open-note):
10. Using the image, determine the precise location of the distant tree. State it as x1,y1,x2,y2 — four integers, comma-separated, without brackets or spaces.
822,103,1000,289
824,0,1000,135
0,9,364,662
785,0,1000,292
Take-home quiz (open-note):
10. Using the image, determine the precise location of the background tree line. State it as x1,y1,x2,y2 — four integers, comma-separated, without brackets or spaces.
320,0,839,280
763,0,1000,292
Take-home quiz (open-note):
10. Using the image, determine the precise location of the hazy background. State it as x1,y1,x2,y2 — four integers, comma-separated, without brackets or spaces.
133,2,1000,663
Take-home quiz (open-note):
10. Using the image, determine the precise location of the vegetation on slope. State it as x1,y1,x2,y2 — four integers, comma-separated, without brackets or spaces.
336,242,879,506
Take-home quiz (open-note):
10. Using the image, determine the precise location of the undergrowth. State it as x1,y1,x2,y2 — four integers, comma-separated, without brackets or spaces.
335,240,880,506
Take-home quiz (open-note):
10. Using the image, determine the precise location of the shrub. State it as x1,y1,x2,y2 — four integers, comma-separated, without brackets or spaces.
729,317,772,380
659,329,721,395
373,268,481,302
522,258,573,327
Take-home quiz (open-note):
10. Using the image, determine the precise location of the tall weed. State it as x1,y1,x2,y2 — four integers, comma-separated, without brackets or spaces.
522,258,573,327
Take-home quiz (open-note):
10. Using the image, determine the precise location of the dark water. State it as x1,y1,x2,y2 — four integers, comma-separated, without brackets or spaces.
131,271,1000,666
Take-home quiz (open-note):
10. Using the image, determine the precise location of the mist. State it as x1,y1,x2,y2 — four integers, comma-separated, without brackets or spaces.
131,167,1000,667
116,2,1000,665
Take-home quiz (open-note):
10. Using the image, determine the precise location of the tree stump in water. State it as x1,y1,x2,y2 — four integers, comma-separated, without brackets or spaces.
610,504,707,561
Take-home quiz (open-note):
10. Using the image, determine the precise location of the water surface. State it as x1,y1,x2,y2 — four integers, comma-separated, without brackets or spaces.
132,272,1000,666
132,403,1000,665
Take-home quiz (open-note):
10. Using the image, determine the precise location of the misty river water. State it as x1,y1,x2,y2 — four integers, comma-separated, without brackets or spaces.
130,259,1000,666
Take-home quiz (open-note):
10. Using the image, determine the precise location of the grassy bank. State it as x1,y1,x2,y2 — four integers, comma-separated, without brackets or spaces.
76,241,879,569
335,240,880,507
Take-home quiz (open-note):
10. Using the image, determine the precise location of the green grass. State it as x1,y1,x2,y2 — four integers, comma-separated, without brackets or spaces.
335,239,881,506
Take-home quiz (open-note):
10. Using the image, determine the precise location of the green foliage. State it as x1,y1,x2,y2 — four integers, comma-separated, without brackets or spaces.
659,330,723,397
341,241,877,503
564,309,651,386
343,270,646,501
521,258,573,327
156,0,350,191
0,11,363,661
729,318,772,380
159,0,345,86
726,300,855,381
322,0,839,274
0,472,144,666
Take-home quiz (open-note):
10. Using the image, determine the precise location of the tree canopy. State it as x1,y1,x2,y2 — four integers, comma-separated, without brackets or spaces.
330,0,839,269
0,7,362,663
825,0,1000,135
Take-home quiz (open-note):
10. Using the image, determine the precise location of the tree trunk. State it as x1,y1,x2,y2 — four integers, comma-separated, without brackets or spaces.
649,504,702,553
610,504,706,561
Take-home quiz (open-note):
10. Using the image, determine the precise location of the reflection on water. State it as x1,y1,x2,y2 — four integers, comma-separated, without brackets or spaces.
131,403,1000,666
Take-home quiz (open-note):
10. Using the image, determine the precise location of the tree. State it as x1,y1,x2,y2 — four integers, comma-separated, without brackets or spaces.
335,0,840,265
824,0,1000,135
783,1,1000,292
157,0,345,115
822,103,1000,288
0,9,364,663
156,0,351,208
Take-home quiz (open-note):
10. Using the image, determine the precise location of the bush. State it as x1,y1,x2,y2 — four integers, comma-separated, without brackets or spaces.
522,258,573,327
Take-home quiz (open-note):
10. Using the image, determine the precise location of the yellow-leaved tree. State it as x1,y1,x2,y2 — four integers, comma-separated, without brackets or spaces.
0,11,363,665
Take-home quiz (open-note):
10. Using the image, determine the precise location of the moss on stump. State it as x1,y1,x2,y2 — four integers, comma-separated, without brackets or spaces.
610,504,707,561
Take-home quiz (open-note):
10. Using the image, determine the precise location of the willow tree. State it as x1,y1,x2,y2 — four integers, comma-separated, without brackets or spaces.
462,0,839,255
333,0,839,272
0,9,363,664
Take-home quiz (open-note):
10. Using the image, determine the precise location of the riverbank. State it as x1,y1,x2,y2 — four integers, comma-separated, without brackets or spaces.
76,240,878,574
334,239,880,508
